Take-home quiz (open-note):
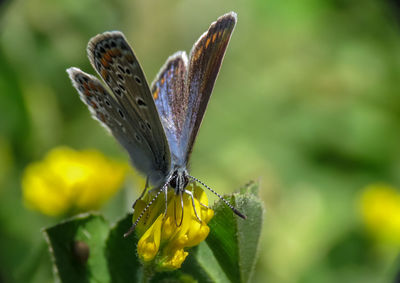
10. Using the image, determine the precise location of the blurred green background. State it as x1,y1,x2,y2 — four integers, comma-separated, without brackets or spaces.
2,0,400,282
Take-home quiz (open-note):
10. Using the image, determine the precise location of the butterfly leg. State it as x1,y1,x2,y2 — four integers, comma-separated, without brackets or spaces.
132,176,149,210
162,186,168,219
187,179,209,210
200,203,210,209
174,193,184,227
184,190,202,223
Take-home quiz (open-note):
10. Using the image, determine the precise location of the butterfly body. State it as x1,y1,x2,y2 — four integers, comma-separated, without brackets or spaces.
67,12,245,232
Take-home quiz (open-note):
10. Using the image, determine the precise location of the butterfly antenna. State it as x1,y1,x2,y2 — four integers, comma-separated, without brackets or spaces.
124,182,167,238
173,193,184,227
187,175,247,219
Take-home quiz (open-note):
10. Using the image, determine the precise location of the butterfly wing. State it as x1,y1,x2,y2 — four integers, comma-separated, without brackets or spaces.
151,51,188,166
150,12,237,167
67,68,153,174
183,12,237,164
69,31,171,186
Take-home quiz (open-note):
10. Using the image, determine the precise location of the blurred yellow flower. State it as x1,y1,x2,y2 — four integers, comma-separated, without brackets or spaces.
134,183,214,270
360,184,400,245
22,146,128,217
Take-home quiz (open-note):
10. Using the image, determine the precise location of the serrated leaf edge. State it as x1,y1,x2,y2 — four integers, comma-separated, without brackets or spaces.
42,229,62,283
233,193,264,283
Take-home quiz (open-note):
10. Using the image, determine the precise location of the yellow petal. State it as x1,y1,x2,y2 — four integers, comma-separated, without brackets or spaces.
186,223,210,248
163,192,213,250
135,184,214,269
21,146,127,217
160,248,188,270
360,184,400,245
137,214,163,261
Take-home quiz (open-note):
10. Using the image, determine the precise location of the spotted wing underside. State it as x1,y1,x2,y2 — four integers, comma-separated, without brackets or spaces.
68,32,171,186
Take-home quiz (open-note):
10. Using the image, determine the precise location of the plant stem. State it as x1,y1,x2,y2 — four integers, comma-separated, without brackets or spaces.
141,264,155,283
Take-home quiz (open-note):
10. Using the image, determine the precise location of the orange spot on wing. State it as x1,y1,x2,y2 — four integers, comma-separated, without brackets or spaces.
82,83,91,96
212,33,217,42
103,52,112,62
194,46,203,61
101,58,109,68
98,113,105,122
114,49,121,56
205,37,211,48
161,77,165,85
90,101,98,109
110,49,120,57
101,69,108,80
153,88,159,100
89,81,96,89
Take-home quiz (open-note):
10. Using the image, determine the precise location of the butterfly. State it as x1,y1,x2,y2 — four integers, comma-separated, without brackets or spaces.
67,11,246,236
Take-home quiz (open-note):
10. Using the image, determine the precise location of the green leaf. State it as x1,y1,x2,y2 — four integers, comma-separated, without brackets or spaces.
181,242,230,283
43,213,110,283
105,213,143,283
206,181,264,283
150,270,197,283
239,180,259,196
43,181,264,283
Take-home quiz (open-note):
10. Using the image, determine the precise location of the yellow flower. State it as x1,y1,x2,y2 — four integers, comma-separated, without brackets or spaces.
137,214,163,261
22,146,128,217
360,184,400,245
134,183,214,270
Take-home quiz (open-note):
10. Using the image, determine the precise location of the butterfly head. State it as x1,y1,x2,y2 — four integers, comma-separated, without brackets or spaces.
169,168,189,195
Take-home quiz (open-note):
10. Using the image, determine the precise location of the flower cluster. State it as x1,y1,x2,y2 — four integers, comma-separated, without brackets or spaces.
360,184,400,246
22,146,128,217
133,183,214,270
